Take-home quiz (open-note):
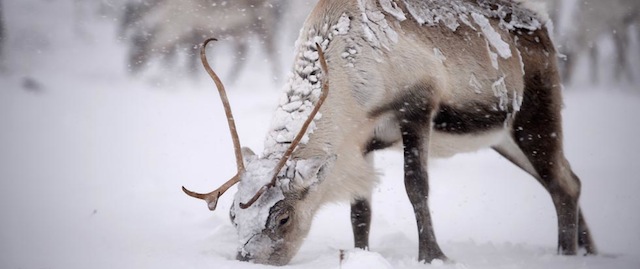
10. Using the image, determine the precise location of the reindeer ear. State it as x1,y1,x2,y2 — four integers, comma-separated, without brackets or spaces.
294,155,337,187
241,147,257,166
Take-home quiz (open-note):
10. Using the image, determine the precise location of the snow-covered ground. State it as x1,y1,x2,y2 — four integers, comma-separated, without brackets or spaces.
1,1,640,268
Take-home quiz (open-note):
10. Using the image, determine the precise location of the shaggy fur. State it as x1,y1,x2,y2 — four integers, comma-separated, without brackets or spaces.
219,0,596,265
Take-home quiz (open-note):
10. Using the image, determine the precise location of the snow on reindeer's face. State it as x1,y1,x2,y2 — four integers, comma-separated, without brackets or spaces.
229,150,333,266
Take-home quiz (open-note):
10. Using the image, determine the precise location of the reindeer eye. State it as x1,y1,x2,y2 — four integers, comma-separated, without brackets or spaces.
279,216,290,226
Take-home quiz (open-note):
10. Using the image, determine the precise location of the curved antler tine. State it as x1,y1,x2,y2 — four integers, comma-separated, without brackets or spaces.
181,187,222,211
239,43,331,209
182,173,241,211
239,185,269,209
200,38,245,172
182,38,246,210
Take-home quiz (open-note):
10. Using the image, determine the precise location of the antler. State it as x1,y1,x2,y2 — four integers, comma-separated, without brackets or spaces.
239,43,330,209
182,38,245,211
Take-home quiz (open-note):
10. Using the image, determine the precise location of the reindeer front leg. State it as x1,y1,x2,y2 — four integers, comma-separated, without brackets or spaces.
400,120,447,262
352,125,401,250
370,85,447,262
385,85,446,262
351,152,373,250
351,198,371,249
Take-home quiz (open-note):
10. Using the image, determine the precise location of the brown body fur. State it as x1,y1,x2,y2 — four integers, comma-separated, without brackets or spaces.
296,0,596,262
188,0,597,265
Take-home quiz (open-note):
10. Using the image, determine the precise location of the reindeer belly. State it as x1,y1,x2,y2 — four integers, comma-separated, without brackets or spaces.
433,103,509,134
429,102,511,157
425,100,519,158
368,103,512,158
429,128,508,158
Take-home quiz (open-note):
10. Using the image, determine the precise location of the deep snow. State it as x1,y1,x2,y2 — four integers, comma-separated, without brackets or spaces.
1,1,640,268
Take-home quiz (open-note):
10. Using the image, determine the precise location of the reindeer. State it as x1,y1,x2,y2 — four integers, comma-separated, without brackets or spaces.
123,0,283,82
556,0,640,83
183,0,597,265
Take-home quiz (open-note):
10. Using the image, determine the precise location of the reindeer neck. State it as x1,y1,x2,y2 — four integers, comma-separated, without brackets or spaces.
262,8,357,160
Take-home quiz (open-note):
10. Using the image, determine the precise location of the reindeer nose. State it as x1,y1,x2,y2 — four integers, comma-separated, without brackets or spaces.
236,252,251,262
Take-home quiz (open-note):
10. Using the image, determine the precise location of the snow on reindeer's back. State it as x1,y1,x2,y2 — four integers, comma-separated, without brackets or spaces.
401,0,544,31
263,13,352,157
260,0,546,156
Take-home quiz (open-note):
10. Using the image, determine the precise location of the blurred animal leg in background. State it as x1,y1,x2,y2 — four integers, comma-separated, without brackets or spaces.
226,40,248,84
127,30,151,74
186,31,204,77
588,44,599,84
0,0,5,66
561,50,575,84
556,0,638,85
257,20,281,83
613,26,633,81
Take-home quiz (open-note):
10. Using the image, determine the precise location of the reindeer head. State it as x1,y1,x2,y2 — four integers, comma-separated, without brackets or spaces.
182,38,330,266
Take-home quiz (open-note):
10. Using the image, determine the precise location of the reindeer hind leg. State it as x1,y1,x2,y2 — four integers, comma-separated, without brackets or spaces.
503,61,596,255
493,136,596,255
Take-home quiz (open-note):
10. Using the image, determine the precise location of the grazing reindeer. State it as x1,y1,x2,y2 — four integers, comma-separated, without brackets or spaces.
183,0,597,265
123,0,283,82
557,0,640,83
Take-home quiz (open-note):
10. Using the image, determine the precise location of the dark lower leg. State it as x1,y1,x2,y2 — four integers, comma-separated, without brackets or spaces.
351,198,371,250
578,209,597,255
511,130,581,255
401,125,446,262
550,189,579,255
